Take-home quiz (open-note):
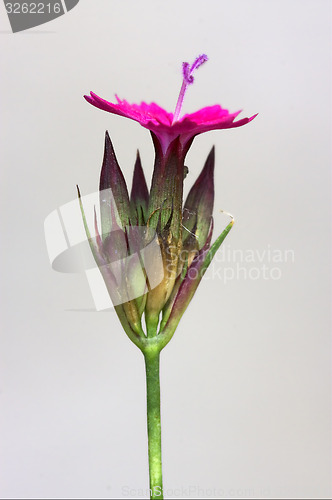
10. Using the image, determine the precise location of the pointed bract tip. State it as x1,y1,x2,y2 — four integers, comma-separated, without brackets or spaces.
134,149,142,168
103,130,114,153
207,145,215,162
76,184,81,198
200,146,215,176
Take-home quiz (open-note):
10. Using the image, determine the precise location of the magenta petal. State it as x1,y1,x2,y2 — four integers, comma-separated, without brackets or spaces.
84,91,257,156
182,105,232,123
85,92,173,127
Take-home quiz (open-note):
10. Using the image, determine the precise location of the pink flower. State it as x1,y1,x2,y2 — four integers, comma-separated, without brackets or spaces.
84,55,257,154
80,55,258,341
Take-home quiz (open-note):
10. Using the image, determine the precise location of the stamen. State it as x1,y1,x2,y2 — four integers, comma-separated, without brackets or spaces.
172,54,208,124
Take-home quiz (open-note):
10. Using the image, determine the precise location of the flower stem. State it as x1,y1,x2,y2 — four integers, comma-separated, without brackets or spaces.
144,349,163,499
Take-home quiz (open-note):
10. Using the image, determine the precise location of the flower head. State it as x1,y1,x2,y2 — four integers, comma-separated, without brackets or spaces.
80,55,257,349
84,55,257,155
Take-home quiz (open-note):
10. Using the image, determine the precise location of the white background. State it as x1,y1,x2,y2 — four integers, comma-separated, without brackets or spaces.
0,0,331,498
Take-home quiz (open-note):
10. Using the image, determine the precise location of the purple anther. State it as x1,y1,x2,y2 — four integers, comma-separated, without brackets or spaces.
173,54,208,124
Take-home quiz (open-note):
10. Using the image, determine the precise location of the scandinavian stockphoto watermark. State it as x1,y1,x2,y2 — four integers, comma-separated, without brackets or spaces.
122,484,271,498
44,192,295,311
3,0,79,33
190,243,294,283
44,190,165,311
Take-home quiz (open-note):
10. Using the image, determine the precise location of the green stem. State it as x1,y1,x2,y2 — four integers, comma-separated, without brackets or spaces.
144,349,163,499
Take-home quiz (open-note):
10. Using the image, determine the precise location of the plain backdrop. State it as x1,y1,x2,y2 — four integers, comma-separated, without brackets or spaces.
0,1,331,498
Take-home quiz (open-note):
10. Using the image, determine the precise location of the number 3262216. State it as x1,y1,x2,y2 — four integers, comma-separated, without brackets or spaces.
5,3,61,14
